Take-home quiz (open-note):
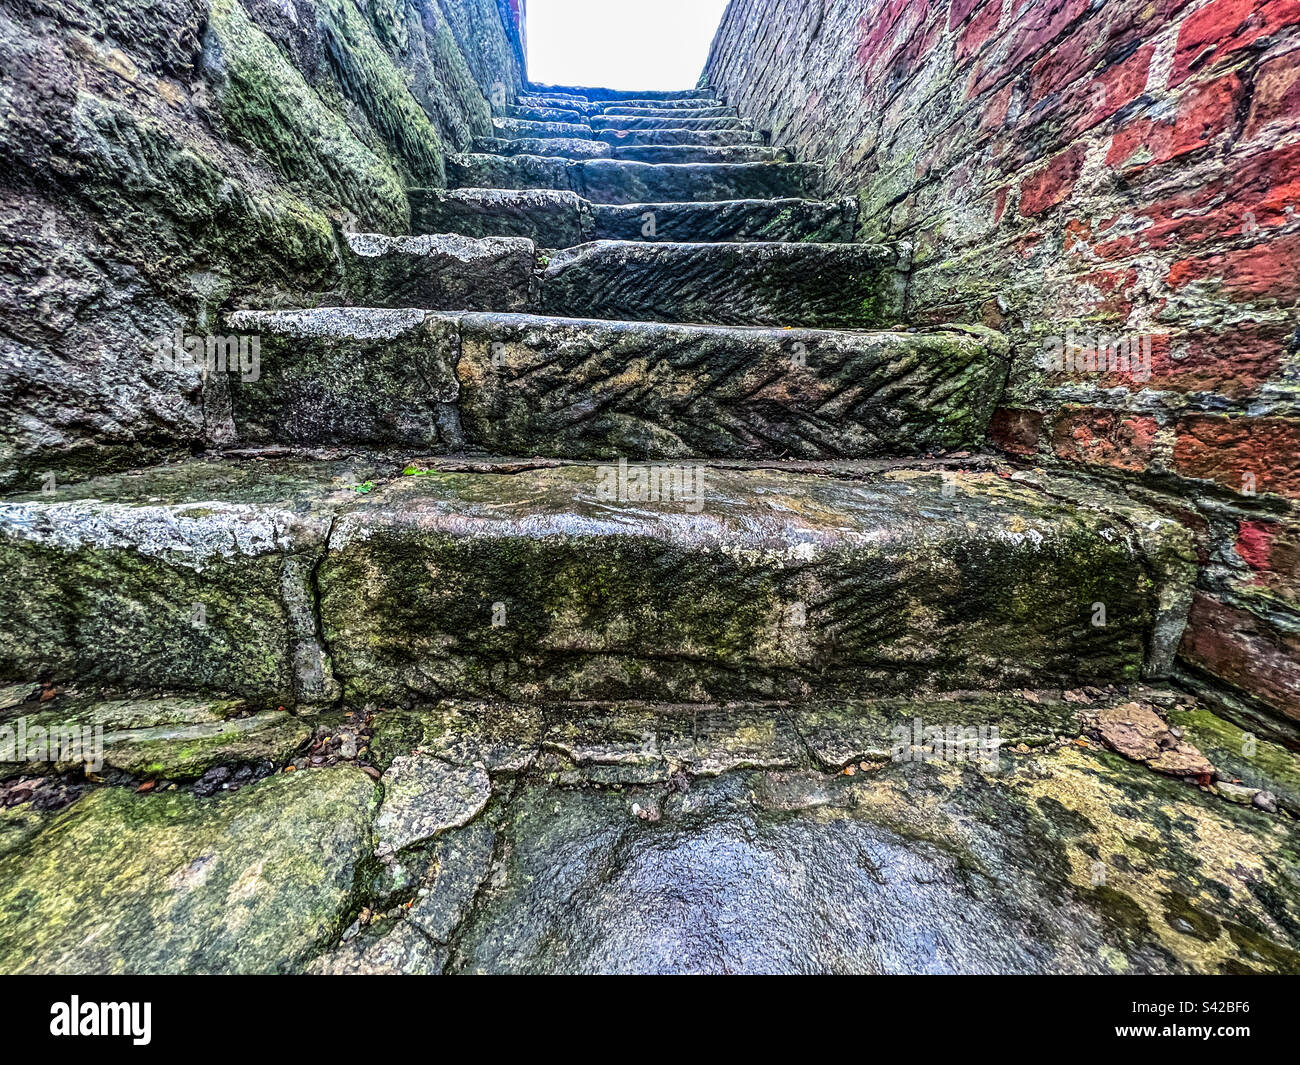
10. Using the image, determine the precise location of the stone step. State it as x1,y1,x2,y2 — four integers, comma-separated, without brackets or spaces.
595,127,764,146
0,458,1194,706
590,197,857,243
473,137,611,160
409,188,858,245
518,95,596,115
610,145,791,165
341,232,535,313
341,232,904,328
473,139,781,165
592,115,744,131
504,104,585,123
539,240,908,328
593,97,733,112
601,105,739,119
447,155,824,203
492,117,593,141
529,83,717,103
225,307,1008,457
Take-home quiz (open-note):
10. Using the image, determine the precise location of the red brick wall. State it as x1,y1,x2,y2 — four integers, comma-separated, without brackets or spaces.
707,0,1300,727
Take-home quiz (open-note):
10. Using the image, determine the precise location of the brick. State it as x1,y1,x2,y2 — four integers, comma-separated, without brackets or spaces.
957,0,1004,64
1093,143,1300,259
950,0,985,29
1106,73,1244,170
1244,48,1300,138
1051,407,1160,472
1173,414,1300,498
1167,232,1300,300
1234,519,1300,603
989,407,1044,455
968,0,1090,96
1018,143,1087,215
1171,0,1300,86
1178,593,1300,719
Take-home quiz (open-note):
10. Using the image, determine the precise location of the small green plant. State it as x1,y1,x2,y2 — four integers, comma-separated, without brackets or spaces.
352,481,376,494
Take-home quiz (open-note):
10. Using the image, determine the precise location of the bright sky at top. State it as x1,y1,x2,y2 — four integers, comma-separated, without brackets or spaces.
526,0,733,92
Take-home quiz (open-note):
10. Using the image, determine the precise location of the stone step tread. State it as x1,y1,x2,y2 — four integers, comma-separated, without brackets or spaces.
601,105,739,118
447,155,823,204
338,232,907,328
473,138,788,165
0,457,1194,707
492,119,763,147
527,84,719,103
409,187,857,245
591,116,745,131
223,305,1007,458
536,239,908,328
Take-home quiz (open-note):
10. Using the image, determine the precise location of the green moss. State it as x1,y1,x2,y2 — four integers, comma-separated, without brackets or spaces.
209,0,409,230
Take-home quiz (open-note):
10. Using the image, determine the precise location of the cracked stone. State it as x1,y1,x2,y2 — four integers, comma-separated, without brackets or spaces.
375,754,492,858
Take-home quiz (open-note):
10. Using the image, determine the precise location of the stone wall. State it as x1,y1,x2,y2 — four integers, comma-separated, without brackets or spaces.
707,0,1300,729
0,0,524,489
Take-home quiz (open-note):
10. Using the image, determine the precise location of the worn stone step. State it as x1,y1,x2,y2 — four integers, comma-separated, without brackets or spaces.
601,105,739,119
323,463,1191,705
340,232,902,328
411,188,590,245
447,155,824,203
594,97,732,112
0,458,1193,706
530,83,717,103
409,188,857,245
518,95,595,114
341,232,535,313
595,127,764,146
539,241,907,328
611,145,790,165
493,117,593,141
225,307,1008,457
505,104,585,123
473,136,611,160
474,139,780,165
590,197,857,243
592,115,744,132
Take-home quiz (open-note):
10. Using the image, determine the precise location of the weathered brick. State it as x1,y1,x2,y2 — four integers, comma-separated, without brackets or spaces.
1167,232,1300,300
1018,143,1087,215
989,407,1045,455
957,0,1004,64
1234,519,1300,602
1106,73,1244,170
1244,47,1300,138
1051,407,1160,472
1178,593,1300,719
1170,0,1300,86
1173,414,1300,498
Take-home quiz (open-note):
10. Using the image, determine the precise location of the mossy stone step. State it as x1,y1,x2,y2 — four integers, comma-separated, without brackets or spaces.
591,115,744,131
447,155,823,203
225,307,1007,456
595,128,766,147
410,188,857,245
0,459,1193,708
602,105,740,119
538,240,907,328
318,461,1193,705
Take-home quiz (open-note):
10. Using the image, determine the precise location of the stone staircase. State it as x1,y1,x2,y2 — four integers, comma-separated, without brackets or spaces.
13,84,1299,978
0,83,1197,712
